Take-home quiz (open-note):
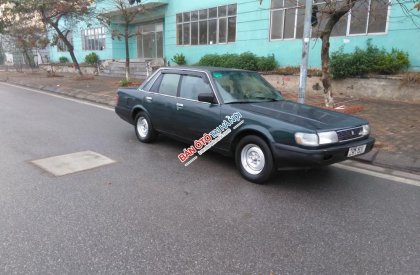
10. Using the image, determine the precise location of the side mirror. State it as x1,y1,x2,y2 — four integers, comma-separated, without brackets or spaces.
198,93,216,104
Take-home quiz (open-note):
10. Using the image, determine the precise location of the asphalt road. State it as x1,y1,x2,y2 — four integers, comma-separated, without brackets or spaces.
0,83,419,274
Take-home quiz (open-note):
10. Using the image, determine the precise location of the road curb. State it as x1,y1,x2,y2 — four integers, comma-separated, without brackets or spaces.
1,79,116,107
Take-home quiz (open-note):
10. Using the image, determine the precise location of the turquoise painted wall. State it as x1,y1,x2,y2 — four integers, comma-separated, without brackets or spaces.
49,22,113,63
109,24,138,60
49,0,419,70
163,0,420,70
49,0,168,63
49,0,116,63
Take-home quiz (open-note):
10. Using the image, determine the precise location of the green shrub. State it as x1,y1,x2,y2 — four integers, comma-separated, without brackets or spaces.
237,52,258,71
222,53,240,68
330,51,357,79
330,40,410,79
59,56,69,63
84,52,100,66
119,79,130,87
171,53,186,65
198,52,277,71
375,49,410,74
198,54,224,67
257,54,277,71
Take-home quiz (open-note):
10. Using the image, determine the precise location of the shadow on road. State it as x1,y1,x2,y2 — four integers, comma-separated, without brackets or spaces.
133,133,341,190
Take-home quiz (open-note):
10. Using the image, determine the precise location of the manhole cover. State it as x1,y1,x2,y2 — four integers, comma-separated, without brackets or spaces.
31,151,116,176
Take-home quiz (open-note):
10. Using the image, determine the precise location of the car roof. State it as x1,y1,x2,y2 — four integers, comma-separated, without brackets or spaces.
160,66,253,74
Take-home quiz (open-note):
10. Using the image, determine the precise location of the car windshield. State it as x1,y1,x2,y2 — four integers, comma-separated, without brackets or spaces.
211,71,283,103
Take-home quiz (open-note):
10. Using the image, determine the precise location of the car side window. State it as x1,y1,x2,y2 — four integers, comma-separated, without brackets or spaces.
142,73,160,91
158,73,180,97
180,75,213,101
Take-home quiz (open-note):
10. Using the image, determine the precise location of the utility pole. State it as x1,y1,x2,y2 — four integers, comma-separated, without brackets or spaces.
298,0,314,104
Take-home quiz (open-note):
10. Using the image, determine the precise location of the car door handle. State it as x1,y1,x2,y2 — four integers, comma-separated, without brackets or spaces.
176,103,184,110
145,96,153,102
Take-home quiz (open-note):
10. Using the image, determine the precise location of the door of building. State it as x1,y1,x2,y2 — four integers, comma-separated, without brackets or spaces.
137,22,163,59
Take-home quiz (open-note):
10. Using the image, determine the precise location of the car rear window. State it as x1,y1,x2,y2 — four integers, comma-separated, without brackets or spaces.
158,74,181,97
141,72,160,91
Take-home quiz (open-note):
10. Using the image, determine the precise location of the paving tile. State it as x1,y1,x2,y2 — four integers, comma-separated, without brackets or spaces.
31,151,115,176
374,151,417,170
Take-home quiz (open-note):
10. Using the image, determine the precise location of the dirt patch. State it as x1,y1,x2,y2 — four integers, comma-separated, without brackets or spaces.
331,105,364,114
73,75,95,81
114,81,143,88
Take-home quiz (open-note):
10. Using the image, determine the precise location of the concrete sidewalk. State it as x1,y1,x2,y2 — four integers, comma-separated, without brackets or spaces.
1,70,419,174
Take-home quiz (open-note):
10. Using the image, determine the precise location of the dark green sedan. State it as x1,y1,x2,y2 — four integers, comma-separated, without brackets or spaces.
115,67,375,183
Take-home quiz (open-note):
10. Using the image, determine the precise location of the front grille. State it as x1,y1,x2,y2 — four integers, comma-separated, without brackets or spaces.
336,127,364,142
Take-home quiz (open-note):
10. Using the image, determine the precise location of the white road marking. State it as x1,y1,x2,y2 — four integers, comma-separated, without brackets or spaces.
333,163,420,187
32,151,116,176
3,82,419,186
0,82,114,111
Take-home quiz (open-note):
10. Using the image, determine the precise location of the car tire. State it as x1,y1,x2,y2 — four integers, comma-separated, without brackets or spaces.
134,112,157,143
235,135,275,184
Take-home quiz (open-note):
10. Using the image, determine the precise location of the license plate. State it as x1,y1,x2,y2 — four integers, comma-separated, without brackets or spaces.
347,144,367,157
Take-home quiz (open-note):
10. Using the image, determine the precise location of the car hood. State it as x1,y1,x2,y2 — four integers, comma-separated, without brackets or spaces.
231,100,367,131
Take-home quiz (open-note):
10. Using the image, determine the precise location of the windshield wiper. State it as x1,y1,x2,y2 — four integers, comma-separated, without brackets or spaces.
224,101,253,104
252,96,281,102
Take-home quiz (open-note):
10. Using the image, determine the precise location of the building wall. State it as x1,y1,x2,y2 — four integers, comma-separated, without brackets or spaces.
49,21,113,63
49,0,420,70
109,23,138,60
50,0,168,63
164,0,420,70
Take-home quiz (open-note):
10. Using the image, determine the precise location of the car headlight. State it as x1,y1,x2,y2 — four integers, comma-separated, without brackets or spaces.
295,133,318,147
361,124,370,136
295,131,339,146
318,131,338,145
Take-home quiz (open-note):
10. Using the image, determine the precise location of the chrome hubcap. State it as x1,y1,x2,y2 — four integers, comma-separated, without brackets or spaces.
240,144,265,175
137,117,149,138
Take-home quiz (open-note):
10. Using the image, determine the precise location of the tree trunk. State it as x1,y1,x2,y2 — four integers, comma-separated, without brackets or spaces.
68,49,82,76
23,48,35,68
321,30,334,108
318,1,356,108
19,40,35,69
47,20,83,76
124,24,130,81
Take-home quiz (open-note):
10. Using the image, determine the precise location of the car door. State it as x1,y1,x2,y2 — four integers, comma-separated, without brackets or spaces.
143,72,181,135
173,72,221,142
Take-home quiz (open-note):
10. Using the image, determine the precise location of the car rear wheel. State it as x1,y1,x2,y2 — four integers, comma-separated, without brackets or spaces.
235,135,275,184
135,112,157,143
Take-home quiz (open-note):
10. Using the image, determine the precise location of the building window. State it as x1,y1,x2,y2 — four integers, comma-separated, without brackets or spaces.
176,4,237,45
137,23,163,58
57,32,73,52
349,0,389,34
270,0,389,40
82,27,106,51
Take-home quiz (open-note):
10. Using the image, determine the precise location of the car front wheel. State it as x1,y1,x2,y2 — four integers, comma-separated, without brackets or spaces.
134,112,157,143
235,135,275,184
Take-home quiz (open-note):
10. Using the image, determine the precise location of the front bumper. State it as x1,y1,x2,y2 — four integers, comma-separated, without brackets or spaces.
272,137,375,169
